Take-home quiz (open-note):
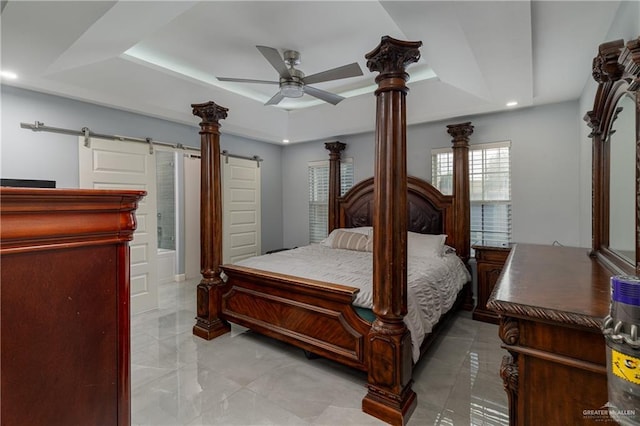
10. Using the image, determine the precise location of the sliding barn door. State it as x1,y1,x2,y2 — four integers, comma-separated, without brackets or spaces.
183,154,201,280
222,156,261,264
78,137,158,314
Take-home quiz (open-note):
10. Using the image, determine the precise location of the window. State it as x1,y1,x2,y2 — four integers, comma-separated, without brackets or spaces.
432,141,511,246
308,159,354,243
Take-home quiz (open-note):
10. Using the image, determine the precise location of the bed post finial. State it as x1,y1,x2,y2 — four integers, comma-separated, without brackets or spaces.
325,141,346,233
191,101,231,340
362,35,421,426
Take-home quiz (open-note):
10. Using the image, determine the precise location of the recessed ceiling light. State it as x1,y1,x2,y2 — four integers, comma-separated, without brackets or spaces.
282,139,290,144
506,101,518,107
1,70,18,80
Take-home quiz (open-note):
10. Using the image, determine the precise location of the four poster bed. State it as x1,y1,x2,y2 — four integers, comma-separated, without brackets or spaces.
220,155,473,370
191,36,473,425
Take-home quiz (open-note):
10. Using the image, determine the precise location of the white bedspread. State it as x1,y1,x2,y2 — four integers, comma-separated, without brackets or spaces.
234,244,470,362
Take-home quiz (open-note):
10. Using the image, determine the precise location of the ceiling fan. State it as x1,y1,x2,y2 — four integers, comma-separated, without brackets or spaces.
217,45,363,106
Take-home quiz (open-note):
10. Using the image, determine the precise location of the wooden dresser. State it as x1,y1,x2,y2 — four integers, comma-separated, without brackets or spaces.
473,244,511,324
1,187,145,426
487,244,612,426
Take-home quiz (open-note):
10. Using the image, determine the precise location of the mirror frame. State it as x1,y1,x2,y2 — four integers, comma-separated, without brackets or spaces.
585,37,640,275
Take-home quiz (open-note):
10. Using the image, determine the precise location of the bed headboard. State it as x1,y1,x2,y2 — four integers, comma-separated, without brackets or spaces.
325,122,472,260
337,175,455,236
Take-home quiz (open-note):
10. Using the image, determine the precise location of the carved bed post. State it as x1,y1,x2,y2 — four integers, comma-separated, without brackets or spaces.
447,122,474,310
325,141,346,233
191,101,231,340
362,36,421,426
447,122,473,262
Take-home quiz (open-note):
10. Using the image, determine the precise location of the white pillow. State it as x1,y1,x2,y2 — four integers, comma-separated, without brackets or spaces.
407,232,447,257
320,226,372,247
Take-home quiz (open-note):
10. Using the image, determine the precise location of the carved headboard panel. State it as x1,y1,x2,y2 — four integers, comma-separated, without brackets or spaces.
338,176,456,243
326,122,471,261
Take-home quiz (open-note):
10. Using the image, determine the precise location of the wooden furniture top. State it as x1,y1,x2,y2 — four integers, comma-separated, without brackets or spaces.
488,243,613,330
1,187,146,252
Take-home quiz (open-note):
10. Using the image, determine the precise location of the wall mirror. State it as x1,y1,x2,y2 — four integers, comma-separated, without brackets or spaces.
586,37,639,275
608,93,636,265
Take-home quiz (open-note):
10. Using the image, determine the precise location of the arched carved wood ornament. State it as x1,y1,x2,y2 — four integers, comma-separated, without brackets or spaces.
585,37,640,275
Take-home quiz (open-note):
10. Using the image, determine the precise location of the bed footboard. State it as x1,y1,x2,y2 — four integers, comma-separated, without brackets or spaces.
220,264,372,371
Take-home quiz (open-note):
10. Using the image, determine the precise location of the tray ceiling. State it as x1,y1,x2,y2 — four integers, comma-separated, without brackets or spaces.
1,1,621,143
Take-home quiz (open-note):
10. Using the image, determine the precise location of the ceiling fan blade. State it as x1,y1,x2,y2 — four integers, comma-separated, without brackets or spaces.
265,91,285,106
256,45,291,80
217,77,279,85
303,85,345,105
303,62,363,85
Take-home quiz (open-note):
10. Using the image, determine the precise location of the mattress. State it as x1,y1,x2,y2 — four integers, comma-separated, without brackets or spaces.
234,243,470,362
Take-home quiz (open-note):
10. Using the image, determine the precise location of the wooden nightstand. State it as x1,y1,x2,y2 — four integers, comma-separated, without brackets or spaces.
473,244,512,324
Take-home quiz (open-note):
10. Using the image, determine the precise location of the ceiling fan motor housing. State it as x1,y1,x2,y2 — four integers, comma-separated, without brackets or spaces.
283,50,301,66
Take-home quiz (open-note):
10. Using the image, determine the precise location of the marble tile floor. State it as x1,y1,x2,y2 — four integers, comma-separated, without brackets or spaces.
131,279,509,425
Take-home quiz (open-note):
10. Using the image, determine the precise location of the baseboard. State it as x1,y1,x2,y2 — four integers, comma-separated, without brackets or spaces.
174,274,186,282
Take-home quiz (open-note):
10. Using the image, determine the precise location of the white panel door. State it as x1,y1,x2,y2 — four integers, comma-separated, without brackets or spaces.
222,156,261,264
184,154,201,280
78,137,158,314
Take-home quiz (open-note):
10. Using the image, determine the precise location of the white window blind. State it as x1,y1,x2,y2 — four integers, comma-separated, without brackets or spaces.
432,142,511,246
308,159,354,243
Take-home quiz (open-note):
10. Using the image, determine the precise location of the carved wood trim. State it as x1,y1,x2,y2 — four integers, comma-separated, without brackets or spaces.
591,39,625,84
500,354,518,426
0,188,143,253
488,299,603,330
586,37,640,274
498,316,519,346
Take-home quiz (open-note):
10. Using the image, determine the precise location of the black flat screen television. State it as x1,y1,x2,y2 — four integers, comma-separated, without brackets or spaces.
1,178,56,188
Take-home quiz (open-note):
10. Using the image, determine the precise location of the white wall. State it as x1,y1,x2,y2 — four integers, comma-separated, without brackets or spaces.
4,0,637,255
284,1,640,250
282,101,583,249
1,85,202,187
1,85,284,263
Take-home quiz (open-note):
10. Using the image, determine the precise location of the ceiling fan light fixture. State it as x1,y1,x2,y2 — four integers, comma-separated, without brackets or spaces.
217,45,362,106
281,81,304,98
